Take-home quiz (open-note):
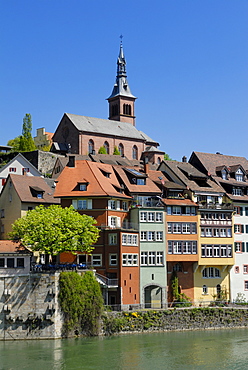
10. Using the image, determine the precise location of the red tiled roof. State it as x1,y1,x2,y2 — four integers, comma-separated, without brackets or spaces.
0,240,31,254
162,198,197,206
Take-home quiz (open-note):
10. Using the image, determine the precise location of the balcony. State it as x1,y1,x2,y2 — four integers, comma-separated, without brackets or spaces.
95,273,118,288
132,196,164,208
101,222,139,231
198,202,234,210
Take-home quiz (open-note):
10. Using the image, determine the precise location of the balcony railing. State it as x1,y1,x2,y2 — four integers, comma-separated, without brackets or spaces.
31,263,92,272
198,202,234,210
95,273,118,287
101,222,139,231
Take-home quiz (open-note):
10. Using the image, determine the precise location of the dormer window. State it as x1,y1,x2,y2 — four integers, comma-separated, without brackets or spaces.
221,170,227,180
233,187,242,196
137,178,146,185
30,186,45,199
235,168,244,182
79,183,88,191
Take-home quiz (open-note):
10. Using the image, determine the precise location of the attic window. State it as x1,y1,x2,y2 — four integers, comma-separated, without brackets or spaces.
221,170,227,180
236,169,244,182
100,169,111,178
79,183,88,191
30,186,45,199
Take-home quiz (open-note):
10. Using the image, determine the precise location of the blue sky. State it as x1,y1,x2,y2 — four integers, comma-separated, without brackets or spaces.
1,0,247,160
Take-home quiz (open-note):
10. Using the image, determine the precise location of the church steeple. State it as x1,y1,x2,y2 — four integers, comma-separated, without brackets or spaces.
107,40,137,126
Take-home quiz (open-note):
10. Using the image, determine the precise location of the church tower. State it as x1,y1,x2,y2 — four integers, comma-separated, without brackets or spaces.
107,41,136,126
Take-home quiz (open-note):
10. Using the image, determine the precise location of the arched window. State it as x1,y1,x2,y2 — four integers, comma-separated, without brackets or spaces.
118,143,124,156
216,284,221,299
88,139,94,154
132,145,138,160
202,285,208,294
111,104,118,117
123,104,132,115
104,141,109,154
202,267,220,278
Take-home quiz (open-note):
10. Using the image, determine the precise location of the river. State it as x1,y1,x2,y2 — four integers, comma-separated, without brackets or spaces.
1,328,248,369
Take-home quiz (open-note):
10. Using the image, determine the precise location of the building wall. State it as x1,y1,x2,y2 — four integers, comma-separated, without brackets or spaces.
0,183,21,238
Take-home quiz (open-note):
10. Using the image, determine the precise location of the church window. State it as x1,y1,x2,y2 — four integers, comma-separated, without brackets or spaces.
118,143,124,156
132,145,138,160
88,140,94,154
123,104,132,115
111,104,118,117
104,141,109,154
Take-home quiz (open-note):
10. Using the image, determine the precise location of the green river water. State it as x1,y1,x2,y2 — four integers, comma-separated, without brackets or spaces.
1,328,248,369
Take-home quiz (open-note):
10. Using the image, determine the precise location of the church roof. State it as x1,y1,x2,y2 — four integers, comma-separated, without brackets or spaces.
65,113,159,145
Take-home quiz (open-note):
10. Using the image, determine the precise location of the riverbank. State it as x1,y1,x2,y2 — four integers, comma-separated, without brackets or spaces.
101,307,248,336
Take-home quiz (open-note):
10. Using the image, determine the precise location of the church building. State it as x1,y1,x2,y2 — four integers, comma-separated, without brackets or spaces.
52,42,164,164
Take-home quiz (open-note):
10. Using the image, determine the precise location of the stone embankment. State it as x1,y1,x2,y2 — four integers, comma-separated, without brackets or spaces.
102,307,248,336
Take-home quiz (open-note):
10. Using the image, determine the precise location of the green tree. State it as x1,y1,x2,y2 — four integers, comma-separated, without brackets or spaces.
9,205,99,255
113,146,120,155
98,146,107,154
164,153,173,161
59,270,103,336
7,136,22,151
19,113,36,151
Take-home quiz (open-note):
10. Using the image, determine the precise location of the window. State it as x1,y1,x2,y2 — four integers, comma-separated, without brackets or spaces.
79,183,87,191
104,141,109,154
201,244,232,257
173,263,182,272
109,216,119,228
88,140,94,154
168,241,197,254
17,258,24,268
108,200,116,210
236,169,244,182
140,231,147,241
148,212,155,222
140,212,147,222
202,285,208,294
9,167,16,172
173,241,182,254
234,224,243,233
148,231,155,241
122,234,138,246
235,242,242,252
137,178,146,185
73,199,92,210
0,209,4,218
233,188,242,196
140,251,164,266
221,170,227,180
234,206,242,215
0,258,4,267
118,143,124,156
109,254,117,266
123,103,131,115
156,231,163,241
122,253,138,266
245,281,248,290
122,201,128,211
173,206,181,215
202,267,220,278
109,234,117,245
132,145,138,160
156,212,163,222
92,255,102,266
22,168,29,175
235,266,240,274
244,265,248,274
7,258,14,268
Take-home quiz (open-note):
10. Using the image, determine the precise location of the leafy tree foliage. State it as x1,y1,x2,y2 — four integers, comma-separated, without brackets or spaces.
9,205,99,255
7,113,36,152
164,153,173,161
113,146,120,155
98,146,107,154
59,271,103,336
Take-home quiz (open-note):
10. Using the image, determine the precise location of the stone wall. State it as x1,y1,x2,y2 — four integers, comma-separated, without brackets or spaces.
102,307,248,335
0,273,63,340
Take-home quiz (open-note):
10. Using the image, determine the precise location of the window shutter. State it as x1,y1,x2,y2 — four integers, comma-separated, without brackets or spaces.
242,242,245,252
246,242,248,253
235,243,238,252
241,225,244,233
87,199,92,209
116,217,121,227
240,207,243,216
246,207,248,216
116,200,120,210
108,216,111,227
246,225,248,234
72,200,77,209
108,200,111,209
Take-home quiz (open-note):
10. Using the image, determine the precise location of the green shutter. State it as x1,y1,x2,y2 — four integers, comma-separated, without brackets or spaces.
245,207,248,216
241,225,244,233
240,207,243,216
242,242,245,252
246,242,248,253
246,225,248,234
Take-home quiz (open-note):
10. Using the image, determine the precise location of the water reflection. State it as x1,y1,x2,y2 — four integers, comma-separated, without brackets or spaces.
1,329,248,369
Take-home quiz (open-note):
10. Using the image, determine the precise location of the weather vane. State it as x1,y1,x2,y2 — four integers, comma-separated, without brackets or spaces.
120,34,123,43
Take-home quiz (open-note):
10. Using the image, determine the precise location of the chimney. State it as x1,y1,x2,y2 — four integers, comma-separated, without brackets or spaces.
144,157,149,174
67,156,75,167
182,156,187,163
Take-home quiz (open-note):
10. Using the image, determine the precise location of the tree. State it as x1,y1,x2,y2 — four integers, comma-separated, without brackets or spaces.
19,113,36,151
113,146,120,155
9,205,99,255
164,153,173,161
7,114,36,152
98,146,107,154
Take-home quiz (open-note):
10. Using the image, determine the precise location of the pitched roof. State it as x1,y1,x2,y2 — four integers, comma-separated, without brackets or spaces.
0,240,31,254
8,174,60,204
190,152,248,175
63,113,159,145
0,153,42,175
54,160,131,199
